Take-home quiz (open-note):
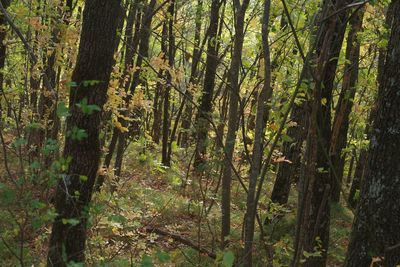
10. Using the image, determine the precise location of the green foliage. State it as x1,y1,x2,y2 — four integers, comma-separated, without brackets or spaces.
222,251,235,267
76,98,101,115
57,101,71,118
67,126,88,141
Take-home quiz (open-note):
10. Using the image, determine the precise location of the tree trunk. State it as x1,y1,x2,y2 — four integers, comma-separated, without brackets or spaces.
270,99,308,205
221,0,250,247
345,1,400,265
330,7,364,202
293,0,351,265
242,0,272,264
193,0,222,168
161,0,175,167
0,0,10,113
47,0,121,265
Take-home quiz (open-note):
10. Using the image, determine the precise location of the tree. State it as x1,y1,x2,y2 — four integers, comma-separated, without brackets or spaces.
220,0,250,247
242,0,272,264
193,0,223,168
161,0,176,167
47,0,122,265
330,7,364,202
0,0,11,114
293,0,353,265
344,1,400,265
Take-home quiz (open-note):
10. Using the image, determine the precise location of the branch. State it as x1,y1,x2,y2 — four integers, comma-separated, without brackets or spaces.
145,227,216,259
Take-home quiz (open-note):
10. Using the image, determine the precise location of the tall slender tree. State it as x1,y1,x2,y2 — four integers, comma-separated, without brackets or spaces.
242,0,272,264
0,0,11,113
161,0,176,167
221,0,250,247
330,7,364,202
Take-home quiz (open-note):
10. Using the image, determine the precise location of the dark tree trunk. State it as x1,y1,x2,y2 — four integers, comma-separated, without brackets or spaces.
348,148,366,208
270,99,308,205
345,2,400,265
293,0,352,265
242,0,271,264
345,150,355,185
221,0,250,247
330,7,364,202
193,0,222,168
47,0,121,265
152,71,164,143
0,0,10,113
161,0,175,167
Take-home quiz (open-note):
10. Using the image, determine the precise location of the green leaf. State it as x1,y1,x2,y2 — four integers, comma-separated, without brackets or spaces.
57,102,70,118
76,98,101,115
281,134,293,143
141,255,154,267
68,126,88,141
156,251,171,263
43,139,59,155
79,175,88,182
26,122,42,130
82,80,101,87
0,183,15,205
61,218,80,226
223,251,235,267
30,161,41,170
12,137,27,148
31,217,43,230
67,81,78,87
107,214,127,224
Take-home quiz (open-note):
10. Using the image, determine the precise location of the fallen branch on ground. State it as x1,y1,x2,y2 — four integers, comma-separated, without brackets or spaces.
144,227,216,259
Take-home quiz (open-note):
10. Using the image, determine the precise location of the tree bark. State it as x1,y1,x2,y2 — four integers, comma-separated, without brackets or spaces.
242,0,272,264
221,0,250,247
345,1,400,265
47,0,121,265
193,0,222,168
161,0,175,167
0,0,10,113
293,0,352,265
330,7,364,202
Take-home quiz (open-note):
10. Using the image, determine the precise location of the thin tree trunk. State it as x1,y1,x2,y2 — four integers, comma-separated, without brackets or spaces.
161,0,175,167
0,0,11,113
242,0,272,264
330,7,364,202
221,0,250,247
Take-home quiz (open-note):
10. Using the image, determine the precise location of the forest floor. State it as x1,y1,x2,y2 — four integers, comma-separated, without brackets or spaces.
0,140,354,266
85,142,354,266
